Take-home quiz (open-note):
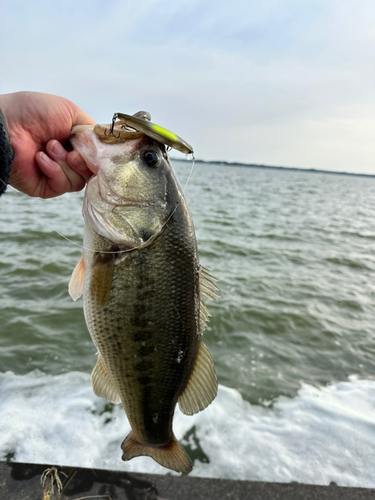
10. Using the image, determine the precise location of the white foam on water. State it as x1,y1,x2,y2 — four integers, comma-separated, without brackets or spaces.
1,370,375,487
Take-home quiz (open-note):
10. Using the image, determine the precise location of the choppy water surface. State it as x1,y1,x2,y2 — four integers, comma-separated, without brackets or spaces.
1,162,375,486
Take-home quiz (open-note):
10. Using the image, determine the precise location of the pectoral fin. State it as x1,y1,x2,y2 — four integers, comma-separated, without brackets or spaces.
90,252,115,306
91,354,121,404
69,253,85,301
178,340,218,415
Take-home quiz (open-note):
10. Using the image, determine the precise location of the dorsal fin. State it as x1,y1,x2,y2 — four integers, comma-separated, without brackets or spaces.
199,266,220,302
199,301,212,333
199,266,219,333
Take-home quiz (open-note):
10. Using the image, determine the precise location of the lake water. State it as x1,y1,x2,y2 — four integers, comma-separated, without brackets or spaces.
1,160,375,486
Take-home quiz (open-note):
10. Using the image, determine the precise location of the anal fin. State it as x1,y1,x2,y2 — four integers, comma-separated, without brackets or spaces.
69,253,85,301
178,340,218,415
91,355,121,404
121,430,192,474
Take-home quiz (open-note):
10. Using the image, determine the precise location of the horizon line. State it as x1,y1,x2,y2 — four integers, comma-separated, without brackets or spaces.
170,158,375,178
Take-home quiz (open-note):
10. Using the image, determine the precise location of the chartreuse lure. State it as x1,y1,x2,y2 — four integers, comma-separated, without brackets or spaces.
112,112,194,155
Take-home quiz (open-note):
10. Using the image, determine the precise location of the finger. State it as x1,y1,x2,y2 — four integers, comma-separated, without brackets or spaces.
73,109,96,127
66,98,95,128
66,151,93,182
47,139,69,164
46,140,87,193
35,151,74,197
35,140,87,197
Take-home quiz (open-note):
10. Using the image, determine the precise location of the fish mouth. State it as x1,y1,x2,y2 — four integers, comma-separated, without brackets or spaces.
70,123,144,144
93,124,145,144
70,124,146,176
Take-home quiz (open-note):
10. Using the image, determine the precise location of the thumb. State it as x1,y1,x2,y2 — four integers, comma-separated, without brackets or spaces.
72,108,96,127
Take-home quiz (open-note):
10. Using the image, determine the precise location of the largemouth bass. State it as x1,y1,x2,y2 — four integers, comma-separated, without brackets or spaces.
68,113,218,474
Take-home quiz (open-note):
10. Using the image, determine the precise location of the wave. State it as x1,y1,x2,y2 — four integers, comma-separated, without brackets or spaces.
1,371,375,487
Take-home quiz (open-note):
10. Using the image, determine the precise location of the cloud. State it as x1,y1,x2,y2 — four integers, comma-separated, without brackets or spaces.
1,0,374,172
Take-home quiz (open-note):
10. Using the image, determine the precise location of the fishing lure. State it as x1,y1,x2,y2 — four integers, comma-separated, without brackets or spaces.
108,112,194,155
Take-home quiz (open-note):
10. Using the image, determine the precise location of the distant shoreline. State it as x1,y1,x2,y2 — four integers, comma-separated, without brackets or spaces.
171,158,375,178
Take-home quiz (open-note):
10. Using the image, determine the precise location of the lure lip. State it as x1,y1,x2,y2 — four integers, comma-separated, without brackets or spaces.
112,112,194,155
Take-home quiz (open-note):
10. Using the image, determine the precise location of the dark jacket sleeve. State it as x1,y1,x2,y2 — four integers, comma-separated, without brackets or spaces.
0,109,14,196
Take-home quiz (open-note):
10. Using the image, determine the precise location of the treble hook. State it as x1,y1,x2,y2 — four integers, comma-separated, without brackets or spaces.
104,115,121,138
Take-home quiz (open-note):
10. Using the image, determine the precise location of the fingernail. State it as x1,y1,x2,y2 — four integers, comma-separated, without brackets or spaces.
38,151,51,165
50,141,66,159
37,151,58,171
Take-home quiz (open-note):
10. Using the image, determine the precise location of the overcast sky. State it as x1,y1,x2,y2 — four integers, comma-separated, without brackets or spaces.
1,0,374,173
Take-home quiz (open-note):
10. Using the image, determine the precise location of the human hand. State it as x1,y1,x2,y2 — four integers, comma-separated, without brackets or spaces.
0,91,95,198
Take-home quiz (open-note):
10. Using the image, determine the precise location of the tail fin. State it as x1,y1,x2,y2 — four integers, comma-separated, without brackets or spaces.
121,430,192,474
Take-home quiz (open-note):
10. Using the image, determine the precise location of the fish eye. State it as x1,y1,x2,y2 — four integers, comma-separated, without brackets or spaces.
143,150,160,168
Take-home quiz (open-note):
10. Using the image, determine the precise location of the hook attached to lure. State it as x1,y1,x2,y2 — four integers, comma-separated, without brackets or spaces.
105,118,121,138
